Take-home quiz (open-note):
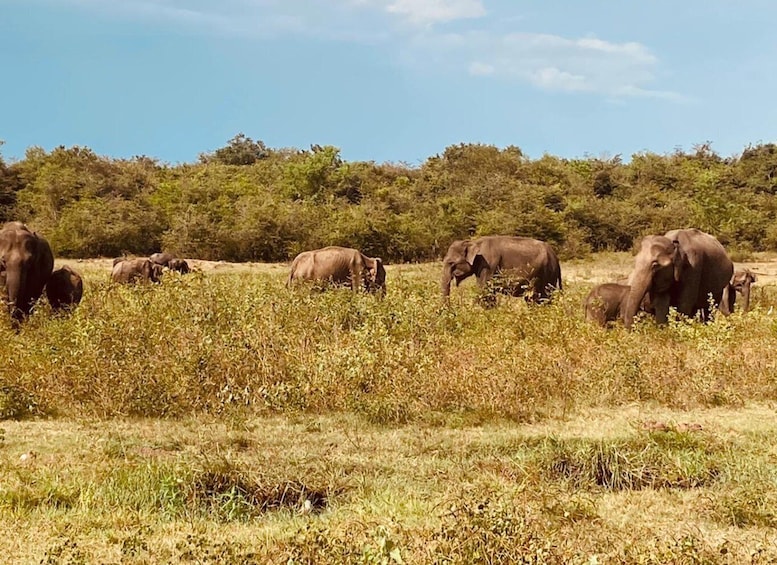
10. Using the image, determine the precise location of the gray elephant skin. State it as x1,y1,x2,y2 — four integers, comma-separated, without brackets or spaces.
585,283,653,327
623,229,733,328
0,221,54,321
287,246,386,295
150,252,190,274
721,269,756,314
441,236,562,304
46,265,83,311
112,258,163,284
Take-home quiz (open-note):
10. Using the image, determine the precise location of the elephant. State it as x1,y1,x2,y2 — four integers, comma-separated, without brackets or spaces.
150,252,190,274
721,269,756,314
623,229,733,328
287,246,386,295
0,221,54,321
45,265,83,311
440,235,562,305
167,258,190,274
111,258,162,284
149,252,175,266
584,283,653,327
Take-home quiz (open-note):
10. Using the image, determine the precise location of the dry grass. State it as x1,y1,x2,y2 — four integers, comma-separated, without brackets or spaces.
1,254,777,561
0,408,776,562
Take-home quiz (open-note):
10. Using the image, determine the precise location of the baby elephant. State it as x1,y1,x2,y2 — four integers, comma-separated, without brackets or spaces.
111,258,162,284
45,265,83,311
585,283,630,327
150,252,190,274
721,269,757,314
585,283,653,327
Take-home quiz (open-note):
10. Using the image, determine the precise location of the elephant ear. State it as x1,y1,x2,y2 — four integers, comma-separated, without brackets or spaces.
671,240,688,282
464,241,482,266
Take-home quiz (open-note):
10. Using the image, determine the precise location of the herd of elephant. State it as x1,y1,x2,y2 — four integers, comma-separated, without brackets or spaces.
0,220,759,328
0,222,191,322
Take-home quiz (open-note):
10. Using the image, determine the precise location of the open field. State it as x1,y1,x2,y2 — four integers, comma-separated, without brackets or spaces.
2,254,777,562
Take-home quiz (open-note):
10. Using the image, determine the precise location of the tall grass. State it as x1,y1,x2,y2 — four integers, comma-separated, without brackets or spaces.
1,263,777,421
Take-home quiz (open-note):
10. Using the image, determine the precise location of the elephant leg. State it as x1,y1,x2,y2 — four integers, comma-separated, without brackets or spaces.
351,269,363,291
676,270,702,318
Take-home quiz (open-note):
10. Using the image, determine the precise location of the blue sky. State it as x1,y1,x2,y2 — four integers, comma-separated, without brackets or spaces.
2,0,776,165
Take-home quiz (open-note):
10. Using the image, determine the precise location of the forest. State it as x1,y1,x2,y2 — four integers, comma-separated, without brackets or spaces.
2,134,777,262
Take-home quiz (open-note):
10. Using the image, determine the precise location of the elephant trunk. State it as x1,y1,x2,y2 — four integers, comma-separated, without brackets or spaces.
740,284,751,314
5,265,27,320
441,267,453,299
623,277,650,329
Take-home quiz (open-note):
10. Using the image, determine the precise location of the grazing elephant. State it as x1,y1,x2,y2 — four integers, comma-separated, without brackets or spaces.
149,252,175,266
0,221,54,321
441,236,562,305
45,265,83,311
150,252,190,274
111,258,162,284
585,283,653,327
721,269,756,314
167,258,190,274
623,229,733,328
287,246,386,295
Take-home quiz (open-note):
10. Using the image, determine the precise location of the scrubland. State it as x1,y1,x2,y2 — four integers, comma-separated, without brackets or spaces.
1,255,777,563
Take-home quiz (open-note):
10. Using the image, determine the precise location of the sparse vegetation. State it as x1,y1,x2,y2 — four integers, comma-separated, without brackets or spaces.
0,258,776,562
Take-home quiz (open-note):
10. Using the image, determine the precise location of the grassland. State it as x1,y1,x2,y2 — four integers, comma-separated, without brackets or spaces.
1,254,777,563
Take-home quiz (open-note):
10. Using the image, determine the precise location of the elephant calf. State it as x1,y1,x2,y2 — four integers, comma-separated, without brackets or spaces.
45,265,83,311
721,269,756,314
111,258,162,284
287,246,386,295
585,283,652,327
150,252,190,274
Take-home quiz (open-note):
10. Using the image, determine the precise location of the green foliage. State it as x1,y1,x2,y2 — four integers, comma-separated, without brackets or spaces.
6,139,777,261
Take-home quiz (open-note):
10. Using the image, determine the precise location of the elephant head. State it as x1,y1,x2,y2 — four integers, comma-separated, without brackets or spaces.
623,236,686,328
0,223,54,321
441,240,481,298
365,257,386,295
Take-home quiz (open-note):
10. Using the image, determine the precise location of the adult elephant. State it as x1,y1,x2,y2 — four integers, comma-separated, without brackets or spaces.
149,252,175,267
623,229,733,328
0,221,54,321
111,258,162,284
440,236,562,305
287,246,386,295
46,265,83,311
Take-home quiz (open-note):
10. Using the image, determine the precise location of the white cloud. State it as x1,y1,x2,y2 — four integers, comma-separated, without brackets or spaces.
468,61,495,76
385,0,485,25
411,30,681,100
529,67,589,92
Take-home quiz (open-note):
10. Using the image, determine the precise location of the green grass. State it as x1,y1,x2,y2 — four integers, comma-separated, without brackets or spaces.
1,257,777,562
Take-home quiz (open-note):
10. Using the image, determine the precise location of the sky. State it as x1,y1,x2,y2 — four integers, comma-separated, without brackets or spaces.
2,0,777,165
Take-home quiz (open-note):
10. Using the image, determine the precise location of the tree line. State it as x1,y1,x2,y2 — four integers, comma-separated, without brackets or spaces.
1,134,776,262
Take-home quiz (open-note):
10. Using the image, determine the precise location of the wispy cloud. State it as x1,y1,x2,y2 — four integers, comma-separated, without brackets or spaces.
411,30,682,100
384,0,486,25
52,0,682,101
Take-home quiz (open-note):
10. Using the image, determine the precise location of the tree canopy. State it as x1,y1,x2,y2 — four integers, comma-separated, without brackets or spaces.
2,137,777,261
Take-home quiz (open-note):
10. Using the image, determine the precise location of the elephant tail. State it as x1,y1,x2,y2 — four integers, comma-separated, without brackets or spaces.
287,258,299,288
